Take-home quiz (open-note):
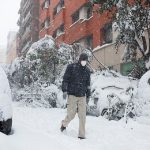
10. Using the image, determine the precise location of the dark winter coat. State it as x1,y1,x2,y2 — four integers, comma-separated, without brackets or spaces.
62,62,91,97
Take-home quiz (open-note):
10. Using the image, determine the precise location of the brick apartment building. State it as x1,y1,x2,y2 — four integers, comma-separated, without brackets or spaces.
17,0,39,56
39,0,112,49
16,0,145,74
39,0,145,74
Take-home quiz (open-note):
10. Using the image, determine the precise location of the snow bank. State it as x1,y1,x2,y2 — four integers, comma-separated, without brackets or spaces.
12,83,64,109
138,70,150,102
0,94,12,121
0,65,12,97
137,70,150,117
0,65,12,120
1,105,150,150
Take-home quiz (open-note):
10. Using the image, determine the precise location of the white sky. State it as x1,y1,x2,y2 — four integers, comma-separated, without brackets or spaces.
0,0,21,48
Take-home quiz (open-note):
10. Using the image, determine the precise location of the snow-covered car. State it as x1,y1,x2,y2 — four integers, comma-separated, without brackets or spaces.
87,71,137,120
138,70,150,102
0,66,12,135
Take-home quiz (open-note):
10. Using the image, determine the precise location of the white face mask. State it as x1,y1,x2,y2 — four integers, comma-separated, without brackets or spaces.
81,61,87,66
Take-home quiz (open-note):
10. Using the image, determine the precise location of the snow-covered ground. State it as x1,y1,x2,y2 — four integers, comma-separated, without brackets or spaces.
1,54,150,149
1,103,150,150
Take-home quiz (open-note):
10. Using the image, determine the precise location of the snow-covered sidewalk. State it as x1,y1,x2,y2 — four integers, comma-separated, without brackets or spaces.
1,103,150,150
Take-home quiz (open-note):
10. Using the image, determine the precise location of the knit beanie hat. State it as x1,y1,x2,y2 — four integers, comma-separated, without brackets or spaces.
79,53,88,61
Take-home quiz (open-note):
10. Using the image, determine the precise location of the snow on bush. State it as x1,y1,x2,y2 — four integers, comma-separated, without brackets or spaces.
12,83,64,108
8,35,91,108
41,84,64,108
27,35,56,56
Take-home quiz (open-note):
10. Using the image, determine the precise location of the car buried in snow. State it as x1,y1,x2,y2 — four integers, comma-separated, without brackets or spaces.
87,85,136,120
0,65,12,135
86,71,137,120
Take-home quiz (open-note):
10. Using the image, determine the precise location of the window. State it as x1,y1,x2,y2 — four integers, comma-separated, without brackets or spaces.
57,24,64,36
41,0,50,10
86,6,93,19
41,3,45,10
86,35,93,48
44,17,50,29
53,7,57,16
72,3,93,24
60,0,64,6
40,17,50,30
45,0,50,8
102,23,112,44
53,31,57,38
78,35,93,49
72,11,80,23
53,24,64,38
53,0,64,16
41,22,45,30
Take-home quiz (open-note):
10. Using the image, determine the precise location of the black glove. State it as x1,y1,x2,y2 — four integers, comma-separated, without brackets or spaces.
63,92,67,99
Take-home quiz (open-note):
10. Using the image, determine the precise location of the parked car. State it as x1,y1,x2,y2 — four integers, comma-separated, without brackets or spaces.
138,70,150,101
87,85,136,120
0,65,12,135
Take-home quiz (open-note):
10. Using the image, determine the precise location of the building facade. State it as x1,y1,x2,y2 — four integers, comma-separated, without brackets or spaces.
6,31,17,64
39,0,112,49
17,0,39,56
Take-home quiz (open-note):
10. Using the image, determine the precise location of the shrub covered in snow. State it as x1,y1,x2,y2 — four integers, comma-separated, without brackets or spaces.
12,83,64,108
8,35,91,108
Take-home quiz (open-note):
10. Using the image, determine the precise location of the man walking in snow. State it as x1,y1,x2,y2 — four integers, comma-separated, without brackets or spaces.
60,53,91,139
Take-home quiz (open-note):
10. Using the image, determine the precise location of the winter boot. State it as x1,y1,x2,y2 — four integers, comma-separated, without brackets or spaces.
78,136,85,139
60,124,66,132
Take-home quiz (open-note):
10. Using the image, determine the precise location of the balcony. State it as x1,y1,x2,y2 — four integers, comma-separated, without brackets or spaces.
17,18,21,26
22,26,31,41
22,11,32,27
21,0,26,6
22,41,31,53
22,0,31,14
19,27,25,36
52,7,65,30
